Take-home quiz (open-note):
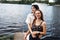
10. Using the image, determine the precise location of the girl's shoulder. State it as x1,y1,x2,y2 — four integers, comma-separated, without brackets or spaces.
41,21,46,26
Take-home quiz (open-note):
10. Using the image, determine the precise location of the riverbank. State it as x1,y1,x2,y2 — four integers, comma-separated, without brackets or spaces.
0,1,60,5
0,32,60,40
0,32,26,40
0,1,48,4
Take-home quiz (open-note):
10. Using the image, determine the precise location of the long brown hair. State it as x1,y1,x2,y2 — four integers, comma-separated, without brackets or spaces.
32,10,44,24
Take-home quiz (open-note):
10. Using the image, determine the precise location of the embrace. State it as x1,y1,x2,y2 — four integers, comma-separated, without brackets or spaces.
24,5,46,40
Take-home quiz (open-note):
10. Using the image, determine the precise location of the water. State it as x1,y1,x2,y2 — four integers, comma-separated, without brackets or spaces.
0,3,60,39
0,3,31,35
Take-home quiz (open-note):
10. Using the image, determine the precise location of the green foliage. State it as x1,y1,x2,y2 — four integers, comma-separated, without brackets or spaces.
0,0,48,4
0,34,14,40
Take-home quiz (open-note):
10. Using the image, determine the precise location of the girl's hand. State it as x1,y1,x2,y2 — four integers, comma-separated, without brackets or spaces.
34,31,40,33
31,31,40,35
31,32,37,35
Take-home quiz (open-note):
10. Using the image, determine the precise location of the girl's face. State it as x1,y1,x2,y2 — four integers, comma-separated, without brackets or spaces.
35,11,41,19
31,6,36,13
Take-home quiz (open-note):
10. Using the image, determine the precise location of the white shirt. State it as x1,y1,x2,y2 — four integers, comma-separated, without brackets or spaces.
25,13,35,24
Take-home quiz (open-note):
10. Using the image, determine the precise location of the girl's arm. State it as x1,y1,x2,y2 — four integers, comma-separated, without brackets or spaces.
39,22,46,35
28,24,32,34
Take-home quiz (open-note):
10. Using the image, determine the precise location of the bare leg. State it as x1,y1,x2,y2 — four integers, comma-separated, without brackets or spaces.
39,34,42,38
31,34,36,38
24,30,30,40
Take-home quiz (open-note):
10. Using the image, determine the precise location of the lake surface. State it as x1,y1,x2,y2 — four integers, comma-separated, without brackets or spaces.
0,3,60,39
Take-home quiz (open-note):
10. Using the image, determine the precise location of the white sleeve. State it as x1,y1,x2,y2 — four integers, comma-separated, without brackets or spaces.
25,14,31,24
